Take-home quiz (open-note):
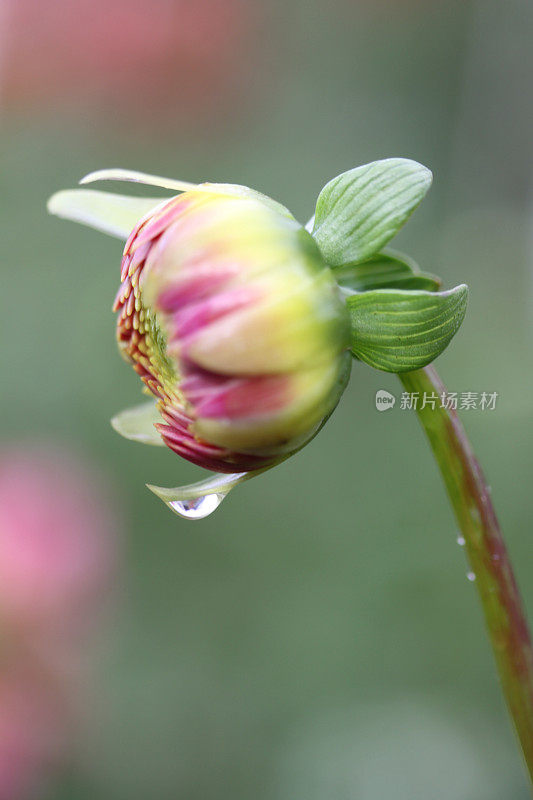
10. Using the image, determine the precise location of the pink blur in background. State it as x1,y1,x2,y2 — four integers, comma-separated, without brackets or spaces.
0,444,118,800
2,0,262,126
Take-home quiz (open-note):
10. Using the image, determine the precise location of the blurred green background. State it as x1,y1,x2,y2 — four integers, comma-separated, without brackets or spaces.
2,0,533,797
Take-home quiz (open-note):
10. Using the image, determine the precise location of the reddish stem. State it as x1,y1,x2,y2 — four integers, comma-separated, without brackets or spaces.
400,365,533,785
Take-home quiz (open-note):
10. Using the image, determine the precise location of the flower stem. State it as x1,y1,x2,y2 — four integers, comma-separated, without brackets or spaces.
400,365,533,784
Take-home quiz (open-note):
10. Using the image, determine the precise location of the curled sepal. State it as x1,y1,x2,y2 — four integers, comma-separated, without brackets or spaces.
312,159,432,268
346,284,468,372
111,402,165,446
47,190,167,240
80,168,293,219
147,469,269,520
336,250,442,293
80,168,198,193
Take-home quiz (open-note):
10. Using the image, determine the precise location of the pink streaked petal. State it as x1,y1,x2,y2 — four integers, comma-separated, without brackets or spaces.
157,432,235,473
181,372,234,404
161,197,219,240
124,219,146,255
160,406,195,429
128,198,184,253
161,436,269,473
127,239,152,275
140,200,216,281
126,291,135,317
195,374,291,420
170,286,258,339
113,279,128,311
156,262,239,313
156,424,227,458
120,252,133,282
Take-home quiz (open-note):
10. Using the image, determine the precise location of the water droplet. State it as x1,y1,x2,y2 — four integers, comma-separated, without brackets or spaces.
147,468,267,520
456,535,466,546
169,493,226,520
466,571,476,582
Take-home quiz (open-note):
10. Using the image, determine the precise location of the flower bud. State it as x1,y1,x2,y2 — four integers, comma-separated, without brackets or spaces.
114,185,351,473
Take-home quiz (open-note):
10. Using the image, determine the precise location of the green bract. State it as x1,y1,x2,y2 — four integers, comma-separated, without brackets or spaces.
346,285,468,372
312,158,432,268
309,158,468,376
335,250,442,293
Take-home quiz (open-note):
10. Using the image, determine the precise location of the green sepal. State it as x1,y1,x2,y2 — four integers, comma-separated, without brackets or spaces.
336,250,441,293
147,469,270,520
79,168,294,220
346,284,468,372
312,159,432,268
47,189,167,240
111,401,165,446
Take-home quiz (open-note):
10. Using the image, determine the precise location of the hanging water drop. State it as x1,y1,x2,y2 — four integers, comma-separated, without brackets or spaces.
169,493,226,520
456,535,466,546
466,571,476,582
147,467,267,520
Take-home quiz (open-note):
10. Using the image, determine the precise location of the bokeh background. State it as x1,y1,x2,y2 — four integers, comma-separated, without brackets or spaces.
2,0,533,797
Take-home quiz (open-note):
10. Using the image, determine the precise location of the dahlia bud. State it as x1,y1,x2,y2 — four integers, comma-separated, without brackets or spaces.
49,160,463,517
114,185,351,473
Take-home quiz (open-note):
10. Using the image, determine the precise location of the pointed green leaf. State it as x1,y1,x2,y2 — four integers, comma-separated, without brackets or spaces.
336,250,441,293
47,189,167,239
79,169,293,219
346,284,468,372
80,168,198,193
147,469,269,520
111,401,165,446
312,159,432,267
